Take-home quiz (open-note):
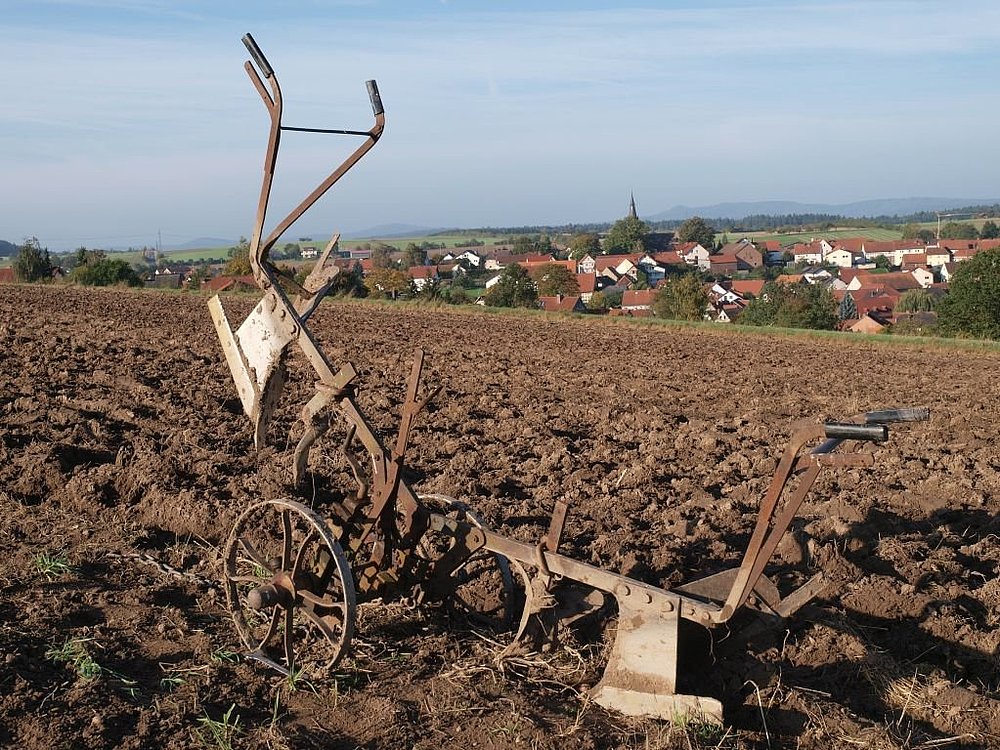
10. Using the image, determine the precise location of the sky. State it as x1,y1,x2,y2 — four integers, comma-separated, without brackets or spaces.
4,0,1000,251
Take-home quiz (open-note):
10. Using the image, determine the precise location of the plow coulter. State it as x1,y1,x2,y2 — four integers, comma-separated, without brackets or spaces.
208,35,930,724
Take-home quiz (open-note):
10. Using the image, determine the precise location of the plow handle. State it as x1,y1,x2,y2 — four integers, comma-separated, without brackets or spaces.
367,80,384,116
865,407,930,424
242,33,274,78
823,422,888,442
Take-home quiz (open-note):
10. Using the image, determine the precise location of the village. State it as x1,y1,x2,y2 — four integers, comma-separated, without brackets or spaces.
182,225,994,334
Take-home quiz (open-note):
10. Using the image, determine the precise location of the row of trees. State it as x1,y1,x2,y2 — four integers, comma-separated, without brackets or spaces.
481,262,583,308
901,220,1000,244
567,215,720,258
12,238,142,287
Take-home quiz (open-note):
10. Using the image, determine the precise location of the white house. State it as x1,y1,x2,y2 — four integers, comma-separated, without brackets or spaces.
790,242,824,265
925,246,952,267
825,247,861,268
454,250,483,268
911,267,934,289
407,265,439,291
576,254,597,275
636,254,667,285
677,242,712,271
802,267,834,284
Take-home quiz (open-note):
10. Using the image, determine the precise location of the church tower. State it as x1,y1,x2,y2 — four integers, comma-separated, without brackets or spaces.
628,192,638,219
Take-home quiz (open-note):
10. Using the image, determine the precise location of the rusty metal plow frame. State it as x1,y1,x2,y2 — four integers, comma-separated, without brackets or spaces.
208,35,931,725
479,407,930,721
209,32,385,477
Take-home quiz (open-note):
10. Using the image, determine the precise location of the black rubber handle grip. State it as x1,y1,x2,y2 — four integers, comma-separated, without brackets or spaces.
864,407,930,424
824,422,889,443
243,33,274,79
367,80,384,116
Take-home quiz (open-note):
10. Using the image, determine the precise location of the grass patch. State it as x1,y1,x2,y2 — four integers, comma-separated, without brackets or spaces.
209,647,241,665
45,637,102,681
35,551,73,580
193,703,241,750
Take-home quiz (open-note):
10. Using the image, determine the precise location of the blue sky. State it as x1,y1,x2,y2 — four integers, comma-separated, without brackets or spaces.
4,0,1000,250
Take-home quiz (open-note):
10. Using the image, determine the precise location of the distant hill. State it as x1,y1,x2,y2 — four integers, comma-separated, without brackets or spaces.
163,237,236,251
0,240,16,257
161,226,443,251
647,197,996,222
342,223,441,239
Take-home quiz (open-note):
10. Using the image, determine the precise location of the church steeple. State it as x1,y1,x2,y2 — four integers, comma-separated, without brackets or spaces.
628,192,638,219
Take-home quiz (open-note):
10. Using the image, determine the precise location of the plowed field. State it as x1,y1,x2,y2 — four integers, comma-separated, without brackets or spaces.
2,284,999,749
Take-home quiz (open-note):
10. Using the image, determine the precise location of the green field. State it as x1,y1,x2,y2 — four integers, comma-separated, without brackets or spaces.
731,226,903,245
339,233,507,249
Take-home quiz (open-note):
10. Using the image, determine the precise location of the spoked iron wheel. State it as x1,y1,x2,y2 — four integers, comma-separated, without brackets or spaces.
417,493,521,633
223,498,356,677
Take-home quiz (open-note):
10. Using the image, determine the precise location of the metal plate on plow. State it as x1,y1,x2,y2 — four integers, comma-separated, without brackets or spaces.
209,294,294,446
591,593,724,724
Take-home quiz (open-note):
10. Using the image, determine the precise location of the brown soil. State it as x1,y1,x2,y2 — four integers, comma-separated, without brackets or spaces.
2,284,999,749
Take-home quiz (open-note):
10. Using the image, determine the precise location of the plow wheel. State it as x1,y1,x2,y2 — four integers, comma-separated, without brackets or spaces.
223,498,356,677
417,494,521,633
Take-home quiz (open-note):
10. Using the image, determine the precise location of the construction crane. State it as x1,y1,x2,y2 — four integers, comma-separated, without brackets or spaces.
936,211,980,241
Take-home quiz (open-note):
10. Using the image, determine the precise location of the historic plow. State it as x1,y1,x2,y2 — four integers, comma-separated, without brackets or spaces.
208,35,929,723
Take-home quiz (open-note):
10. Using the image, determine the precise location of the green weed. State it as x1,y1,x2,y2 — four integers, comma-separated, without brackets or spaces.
193,703,241,750
35,552,73,580
45,638,102,681
209,647,241,665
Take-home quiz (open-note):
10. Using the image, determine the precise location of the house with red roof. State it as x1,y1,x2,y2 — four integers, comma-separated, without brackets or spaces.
951,245,979,262
834,238,866,254
203,274,257,293
715,302,746,323
846,271,921,293
652,250,682,266
407,265,440,290
863,239,925,266
538,294,585,313
848,313,889,334
674,241,712,271
789,241,825,265
825,245,864,268
851,285,902,318
900,252,929,270
728,279,766,299
621,288,657,313
575,272,597,302
925,246,952,267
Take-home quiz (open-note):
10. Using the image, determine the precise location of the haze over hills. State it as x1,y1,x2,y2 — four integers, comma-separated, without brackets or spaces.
170,237,238,251
161,226,440,251
646,197,995,223
5,197,999,254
